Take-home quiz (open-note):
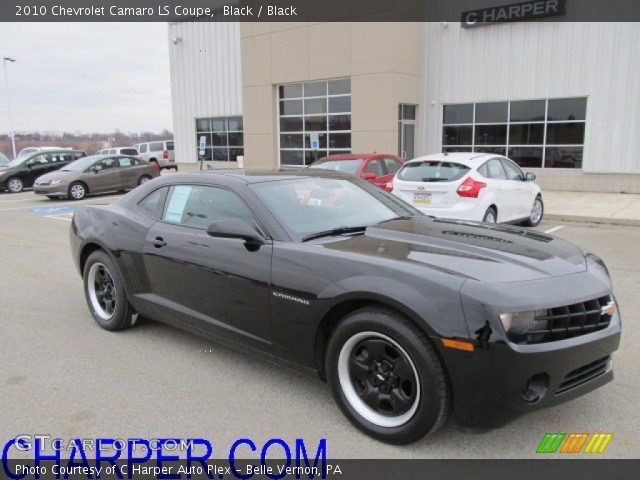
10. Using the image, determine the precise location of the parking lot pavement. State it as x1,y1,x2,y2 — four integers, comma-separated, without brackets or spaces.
0,191,637,459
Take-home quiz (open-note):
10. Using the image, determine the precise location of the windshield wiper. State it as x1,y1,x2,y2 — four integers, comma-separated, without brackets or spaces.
302,225,368,242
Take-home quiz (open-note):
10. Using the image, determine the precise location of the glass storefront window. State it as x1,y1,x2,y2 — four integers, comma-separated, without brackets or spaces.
278,79,351,166
442,97,587,168
195,116,244,162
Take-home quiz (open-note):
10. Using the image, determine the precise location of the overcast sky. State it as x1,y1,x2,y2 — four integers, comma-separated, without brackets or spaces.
0,23,172,134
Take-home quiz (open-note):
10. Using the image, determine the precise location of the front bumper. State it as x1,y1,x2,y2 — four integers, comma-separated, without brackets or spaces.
440,269,621,428
33,183,68,196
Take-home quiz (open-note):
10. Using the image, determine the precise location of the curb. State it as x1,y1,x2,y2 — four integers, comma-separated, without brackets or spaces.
545,213,640,227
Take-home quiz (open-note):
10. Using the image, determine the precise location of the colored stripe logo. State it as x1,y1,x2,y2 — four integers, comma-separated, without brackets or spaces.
537,433,612,454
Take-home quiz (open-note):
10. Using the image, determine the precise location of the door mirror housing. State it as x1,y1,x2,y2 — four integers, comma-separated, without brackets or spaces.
524,172,537,181
362,172,376,180
206,219,266,245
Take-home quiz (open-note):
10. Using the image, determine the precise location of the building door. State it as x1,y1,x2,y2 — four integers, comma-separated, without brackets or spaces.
398,104,416,160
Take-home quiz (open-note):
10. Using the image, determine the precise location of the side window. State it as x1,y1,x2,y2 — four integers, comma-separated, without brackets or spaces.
363,159,384,177
139,144,148,153
121,148,138,155
74,152,86,159
383,157,402,175
162,185,255,230
138,187,168,218
149,142,164,152
486,159,507,180
118,157,135,168
30,154,50,165
501,158,524,181
98,157,117,170
477,162,489,178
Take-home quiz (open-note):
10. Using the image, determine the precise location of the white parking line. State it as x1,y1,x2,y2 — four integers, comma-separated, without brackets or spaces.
45,214,73,222
545,225,565,234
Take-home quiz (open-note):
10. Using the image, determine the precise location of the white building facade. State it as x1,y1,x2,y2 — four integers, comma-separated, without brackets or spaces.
168,21,640,192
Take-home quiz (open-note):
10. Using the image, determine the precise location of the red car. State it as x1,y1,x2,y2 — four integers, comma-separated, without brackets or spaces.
309,153,405,190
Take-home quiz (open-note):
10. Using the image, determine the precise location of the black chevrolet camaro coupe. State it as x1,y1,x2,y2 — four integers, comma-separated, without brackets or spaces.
70,170,621,444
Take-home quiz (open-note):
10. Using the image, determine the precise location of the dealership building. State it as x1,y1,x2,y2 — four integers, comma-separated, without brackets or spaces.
167,20,640,192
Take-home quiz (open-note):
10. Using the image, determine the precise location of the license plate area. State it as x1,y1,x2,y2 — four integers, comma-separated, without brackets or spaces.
412,192,431,205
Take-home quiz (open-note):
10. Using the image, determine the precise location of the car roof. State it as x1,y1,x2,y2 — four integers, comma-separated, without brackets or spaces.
404,152,496,168
319,153,394,161
150,168,354,187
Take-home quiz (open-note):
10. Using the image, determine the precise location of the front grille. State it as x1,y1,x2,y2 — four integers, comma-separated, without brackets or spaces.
36,180,51,186
524,295,613,344
557,356,610,394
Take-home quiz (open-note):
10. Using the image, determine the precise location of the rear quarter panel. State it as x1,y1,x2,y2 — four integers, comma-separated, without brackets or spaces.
71,203,156,316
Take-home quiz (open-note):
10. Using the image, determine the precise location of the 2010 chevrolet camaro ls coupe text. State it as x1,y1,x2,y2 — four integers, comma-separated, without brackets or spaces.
69,170,621,444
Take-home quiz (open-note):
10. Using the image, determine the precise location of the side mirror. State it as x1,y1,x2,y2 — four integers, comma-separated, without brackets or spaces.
362,172,376,180
206,219,266,246
524,172,536,181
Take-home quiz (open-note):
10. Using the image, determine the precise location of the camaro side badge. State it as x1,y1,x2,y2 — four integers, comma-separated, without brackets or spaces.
273,291,310,306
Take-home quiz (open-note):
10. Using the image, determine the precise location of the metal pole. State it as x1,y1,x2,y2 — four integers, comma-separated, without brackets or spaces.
2,57,16,158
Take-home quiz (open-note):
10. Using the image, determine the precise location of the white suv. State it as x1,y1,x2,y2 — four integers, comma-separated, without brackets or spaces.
134,140,177,170
391,152,543,226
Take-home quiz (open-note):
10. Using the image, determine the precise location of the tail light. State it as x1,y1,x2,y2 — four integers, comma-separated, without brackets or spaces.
457,177,487,198
384,182,394,193
162,150,169,159
151,162,160,171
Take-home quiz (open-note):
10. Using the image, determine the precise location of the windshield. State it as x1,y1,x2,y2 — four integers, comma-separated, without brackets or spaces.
397,161,470,182
309,159,363,175
251,177,418,236
3,155,31,168
60,156,99,172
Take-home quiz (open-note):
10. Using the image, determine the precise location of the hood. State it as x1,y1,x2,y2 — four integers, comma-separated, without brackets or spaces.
35,169,82,182
321,216,586,283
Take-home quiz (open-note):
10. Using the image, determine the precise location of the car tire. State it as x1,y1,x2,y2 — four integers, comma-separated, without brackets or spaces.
482,206,497,223
5,177,24,193
522,196,544,227
68,182,88,200
83,250,136,331
326,306,450,444
137,175,152,186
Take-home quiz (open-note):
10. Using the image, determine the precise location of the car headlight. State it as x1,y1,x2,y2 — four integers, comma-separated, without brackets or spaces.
585,253,610,277
499,310,547,343
50,179,67,185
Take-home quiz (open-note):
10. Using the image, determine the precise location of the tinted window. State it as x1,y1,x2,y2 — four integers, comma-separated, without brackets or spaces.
486,159,507,179
162,185,255,229
363,159,384,177
383,158,402,175
149,142,164,152
509,100,545,122
501,159,524,180
443,104,473,124
139,187,167,218
120,148,138,155
73,151,86,159
475,125,507,145
475,102,508,123
139,144,148,153
397,161,470,182
508,147,543,168
165,142,174,151
547,98,587,121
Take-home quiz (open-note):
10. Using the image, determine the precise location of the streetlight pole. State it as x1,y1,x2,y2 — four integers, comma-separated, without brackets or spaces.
3,56,16,159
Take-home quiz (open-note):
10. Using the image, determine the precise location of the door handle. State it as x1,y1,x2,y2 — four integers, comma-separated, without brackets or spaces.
151,236,166,248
